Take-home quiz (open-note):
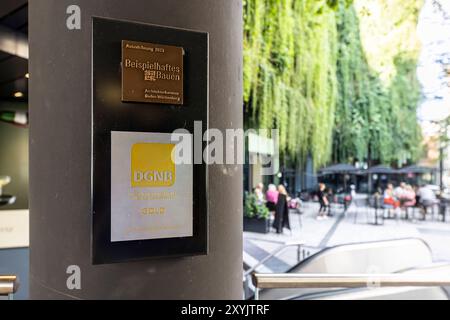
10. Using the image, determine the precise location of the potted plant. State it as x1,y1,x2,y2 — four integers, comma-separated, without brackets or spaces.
244,192,271,233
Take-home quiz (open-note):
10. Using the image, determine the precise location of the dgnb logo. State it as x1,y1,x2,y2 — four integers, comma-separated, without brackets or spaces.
131,143,176,188
133,171,173,183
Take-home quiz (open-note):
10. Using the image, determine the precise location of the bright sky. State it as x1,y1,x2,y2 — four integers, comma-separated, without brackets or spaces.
417,0,450,128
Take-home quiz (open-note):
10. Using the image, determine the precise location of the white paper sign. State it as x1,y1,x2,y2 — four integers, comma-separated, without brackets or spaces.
0,210,29,249
111,131,193,242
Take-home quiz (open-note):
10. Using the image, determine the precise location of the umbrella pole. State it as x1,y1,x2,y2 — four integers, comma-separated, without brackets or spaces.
343,174,347,193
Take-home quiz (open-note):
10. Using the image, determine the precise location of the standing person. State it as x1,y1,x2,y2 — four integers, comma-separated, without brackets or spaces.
273,185,291,233
266,184,279,218
317,183,329,220
401,184,416,207
326,188,335,217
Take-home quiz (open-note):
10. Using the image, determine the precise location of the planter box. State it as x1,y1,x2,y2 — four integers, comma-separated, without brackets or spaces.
244,217,271,234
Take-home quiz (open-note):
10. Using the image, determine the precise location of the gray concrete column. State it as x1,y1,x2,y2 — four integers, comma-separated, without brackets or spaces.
29,0,243,299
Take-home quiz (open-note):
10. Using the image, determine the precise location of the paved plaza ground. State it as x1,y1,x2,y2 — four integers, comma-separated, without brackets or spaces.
244,200,450,274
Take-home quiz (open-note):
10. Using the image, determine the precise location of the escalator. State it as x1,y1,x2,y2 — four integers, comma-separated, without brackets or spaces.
245,238,450,300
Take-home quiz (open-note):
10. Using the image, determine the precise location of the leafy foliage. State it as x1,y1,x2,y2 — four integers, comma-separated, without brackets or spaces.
244,192,270,219
243,0,424,168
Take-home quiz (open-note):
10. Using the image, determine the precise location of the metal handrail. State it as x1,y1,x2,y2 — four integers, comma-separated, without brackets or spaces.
0,276,19,299
244,241,305,278
252,273,450,300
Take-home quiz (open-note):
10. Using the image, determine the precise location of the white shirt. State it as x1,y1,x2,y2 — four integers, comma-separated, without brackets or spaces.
418,187,436,202
394,186,405,199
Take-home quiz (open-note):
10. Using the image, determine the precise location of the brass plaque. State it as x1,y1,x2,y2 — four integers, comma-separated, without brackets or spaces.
122,40,184,104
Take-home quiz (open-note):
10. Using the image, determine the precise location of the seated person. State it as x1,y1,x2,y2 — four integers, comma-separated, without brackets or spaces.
266,184,279,212
418,184,438,219
383,183,400,208
400,184,416,207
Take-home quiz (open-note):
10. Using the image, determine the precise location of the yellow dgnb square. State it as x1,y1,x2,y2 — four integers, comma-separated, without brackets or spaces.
131,143,176,187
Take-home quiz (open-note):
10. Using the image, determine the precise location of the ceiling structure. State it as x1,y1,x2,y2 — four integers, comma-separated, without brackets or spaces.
0,0,28,102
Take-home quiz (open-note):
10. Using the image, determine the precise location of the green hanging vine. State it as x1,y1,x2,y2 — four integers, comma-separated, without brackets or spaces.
243,0,423,168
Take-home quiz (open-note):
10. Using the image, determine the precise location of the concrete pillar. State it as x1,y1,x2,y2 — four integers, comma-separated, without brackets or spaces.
29,0,243,299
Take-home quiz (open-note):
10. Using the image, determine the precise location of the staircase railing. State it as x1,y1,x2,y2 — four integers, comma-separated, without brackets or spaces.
0,275,19,300
252,273,450,300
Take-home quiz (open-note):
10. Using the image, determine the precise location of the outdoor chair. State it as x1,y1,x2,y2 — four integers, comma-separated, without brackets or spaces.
382,203,395,219
367,195,385,225
438,199,449,223
327,202,335,217
328,194,350,217
353,197,369,224
401,203,417,221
